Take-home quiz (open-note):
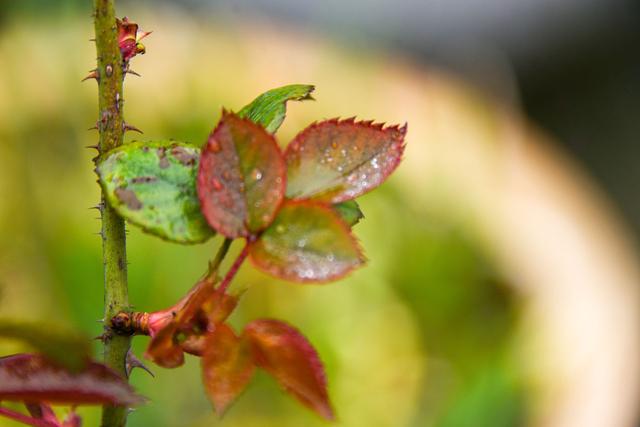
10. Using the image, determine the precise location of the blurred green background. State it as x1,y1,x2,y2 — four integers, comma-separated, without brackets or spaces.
1,1,639,426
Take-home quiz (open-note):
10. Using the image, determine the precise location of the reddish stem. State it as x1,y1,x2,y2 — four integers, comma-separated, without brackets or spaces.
0,406,56,427
217,241,250,294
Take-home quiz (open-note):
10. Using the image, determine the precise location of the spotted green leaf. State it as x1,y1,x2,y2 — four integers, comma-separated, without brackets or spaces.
249,201,364,283
98,141,214,244
238,84,315,133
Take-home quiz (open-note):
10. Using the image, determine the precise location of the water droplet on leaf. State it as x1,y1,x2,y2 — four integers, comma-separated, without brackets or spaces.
209,140,221,153
251,168,263,181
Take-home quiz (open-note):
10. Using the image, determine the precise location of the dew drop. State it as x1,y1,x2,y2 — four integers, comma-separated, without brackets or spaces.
212,179,223,191
331,142,338,149
297,238,307,248
251,168,263,181
276,224,286,234
209,140,221,153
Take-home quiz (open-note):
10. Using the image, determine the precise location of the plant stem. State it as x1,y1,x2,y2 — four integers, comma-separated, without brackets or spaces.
207,238,233,280
218,242,250,294
93,1,130,426
0,407,54,427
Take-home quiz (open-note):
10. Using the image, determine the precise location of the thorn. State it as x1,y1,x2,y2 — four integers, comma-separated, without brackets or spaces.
123,123,143,134
96,318,104,323
126,69,141,77
89,38,96,42
85,144,99,150
87,125,98,131
93,333,107,343
126,349,154,378
81,69,99,82
138,30,152,42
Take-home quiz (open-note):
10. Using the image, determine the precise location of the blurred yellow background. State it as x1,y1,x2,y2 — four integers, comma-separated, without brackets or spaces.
1,2,639,427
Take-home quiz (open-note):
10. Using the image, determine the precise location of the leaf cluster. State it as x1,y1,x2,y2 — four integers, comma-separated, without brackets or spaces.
98,84,406,283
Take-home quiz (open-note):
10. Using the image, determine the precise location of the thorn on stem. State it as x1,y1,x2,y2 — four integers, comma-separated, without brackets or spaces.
93,333,109,343
125,349,155,378
81,69,99,82
123,123,143,134
126,69,141,77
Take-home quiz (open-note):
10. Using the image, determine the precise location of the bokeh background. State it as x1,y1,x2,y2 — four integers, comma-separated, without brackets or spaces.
1,1,639,426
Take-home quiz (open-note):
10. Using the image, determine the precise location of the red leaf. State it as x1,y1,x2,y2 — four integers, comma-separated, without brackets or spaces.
144,324,184,369
202,324,255,416
197,113,286,238
285,118,406,203
25,402,60,426
145,280,240,365
249,200,364,283
202,290,240,326
0,354,143,406
116,17,149,62
244,319,334,420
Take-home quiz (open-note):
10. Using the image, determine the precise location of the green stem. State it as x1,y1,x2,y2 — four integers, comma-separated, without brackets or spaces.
93,1,130,426
207,238,233,280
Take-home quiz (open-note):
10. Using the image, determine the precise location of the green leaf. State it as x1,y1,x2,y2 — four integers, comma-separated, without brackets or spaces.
0,320,90,372
98,141,214,244
197,113,286,238
285,118,407,203
238,84,315,133
249,201,364,283
333,200,364,227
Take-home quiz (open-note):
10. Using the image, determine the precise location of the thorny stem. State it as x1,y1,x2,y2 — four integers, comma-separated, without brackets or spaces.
0,407,54,427
93,1,130,426
217,241,250,294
